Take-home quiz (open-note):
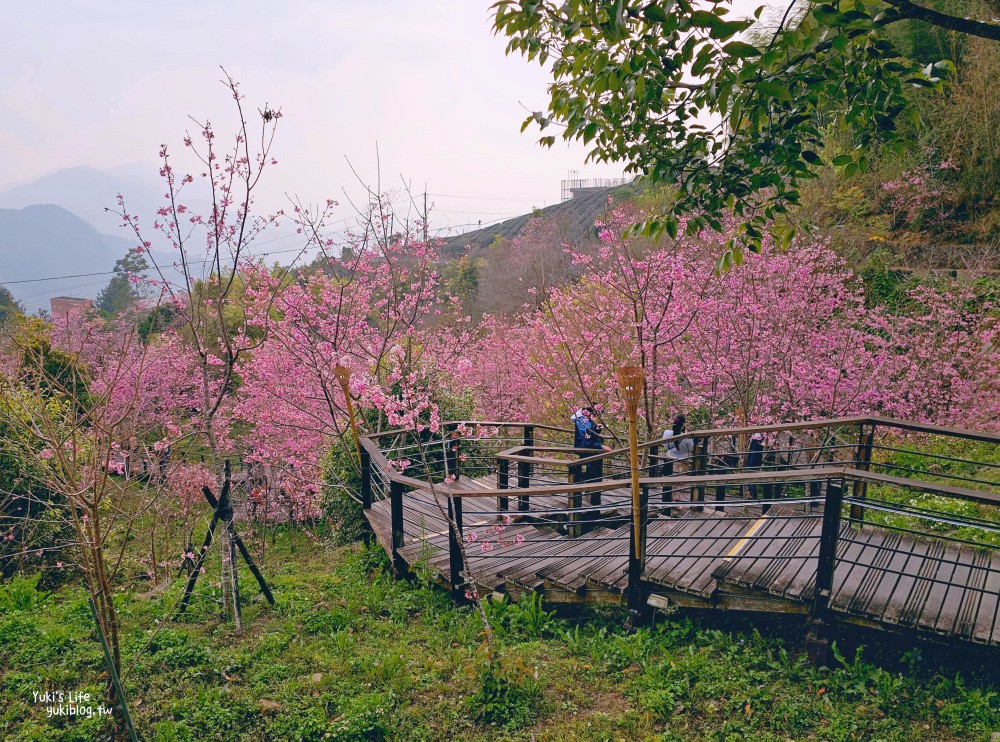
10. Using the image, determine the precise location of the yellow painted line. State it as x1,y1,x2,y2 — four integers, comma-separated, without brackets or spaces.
723,514,770,561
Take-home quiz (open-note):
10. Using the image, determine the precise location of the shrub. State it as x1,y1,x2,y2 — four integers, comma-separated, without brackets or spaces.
468,658,541,729
486,593,558,640
321,438,368,545
0,572,46,613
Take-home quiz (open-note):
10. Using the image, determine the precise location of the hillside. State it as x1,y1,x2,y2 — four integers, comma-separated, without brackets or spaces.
0,166,165,236
0,205,134,313
440,185,629,259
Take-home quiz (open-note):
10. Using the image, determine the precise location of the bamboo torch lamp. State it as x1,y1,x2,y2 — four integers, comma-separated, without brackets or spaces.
615,365,646,560
334,365,362,466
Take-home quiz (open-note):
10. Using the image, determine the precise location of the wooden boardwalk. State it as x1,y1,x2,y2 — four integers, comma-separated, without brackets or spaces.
361,417,1000,648
365,477,1000,645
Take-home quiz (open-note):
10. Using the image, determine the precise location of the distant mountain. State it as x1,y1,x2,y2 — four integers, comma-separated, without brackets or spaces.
0,205,134,314
0,165,164,235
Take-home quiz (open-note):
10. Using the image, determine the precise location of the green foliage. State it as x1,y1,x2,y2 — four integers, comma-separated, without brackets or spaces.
95,248,149,315
6,520,1000,740
321,437,368,545
138,304,178,343
147,629,212,670
492,0,967,264
859,249,914,310
326,690,395,741
0,572,47,613
0,286,23,328
486,593,558,639
0,383,69,581
14,318,91,409
441,256,481,311
468,657,542,729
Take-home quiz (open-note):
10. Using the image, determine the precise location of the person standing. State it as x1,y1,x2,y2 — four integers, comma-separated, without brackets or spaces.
746,432,765,498
663,414,695,461
572,407,611,452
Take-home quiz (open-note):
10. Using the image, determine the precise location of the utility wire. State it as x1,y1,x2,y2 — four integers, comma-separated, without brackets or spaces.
429,192,550,202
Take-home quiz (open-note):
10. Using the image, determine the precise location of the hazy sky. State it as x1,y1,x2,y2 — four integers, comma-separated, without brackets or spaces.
2,0,642,237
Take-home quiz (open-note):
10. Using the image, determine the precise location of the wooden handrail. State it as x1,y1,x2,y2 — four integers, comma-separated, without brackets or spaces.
366,455,1000,507
866,416,1000,445
364,417,1000,503
573,415,1000,466
362,421,572,442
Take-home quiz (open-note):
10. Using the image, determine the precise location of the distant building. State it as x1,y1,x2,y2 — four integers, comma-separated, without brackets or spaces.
560,170,631,202
50,296,93,316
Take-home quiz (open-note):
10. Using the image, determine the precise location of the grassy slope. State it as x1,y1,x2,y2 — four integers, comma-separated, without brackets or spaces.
866,438,1000,546
3,529,1000,741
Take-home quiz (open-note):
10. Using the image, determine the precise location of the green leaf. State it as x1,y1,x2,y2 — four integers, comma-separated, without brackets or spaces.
644,4,669,23
723,41,760,58
780,227,795,251
757,81,792,102
831,154,853,166
710,20,749,41
689,10,723,29
801,151,822,165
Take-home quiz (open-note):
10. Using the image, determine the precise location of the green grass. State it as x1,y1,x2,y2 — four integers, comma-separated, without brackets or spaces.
865,439,1000,546
4,528,1000,740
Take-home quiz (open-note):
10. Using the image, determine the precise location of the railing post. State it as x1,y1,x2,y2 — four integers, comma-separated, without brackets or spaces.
714,452,728,512
567,463,583,537
850,424,876,522
809,476,844,665
813,476,844,617
763,451,775,500
446,425,460,481
390,480,407,577
497,458,509,513
693,437,707,506
360,447,372,510
447,495,465,603
661,450,674,512
517,425,533,512
809,479,822,513
589,456,603,507
643,445,656,516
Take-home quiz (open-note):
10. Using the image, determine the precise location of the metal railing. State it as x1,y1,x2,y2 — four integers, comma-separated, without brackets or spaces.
360,417,1000,638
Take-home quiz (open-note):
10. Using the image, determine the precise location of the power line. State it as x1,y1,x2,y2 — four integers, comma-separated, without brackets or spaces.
429,192,550,203
3,239,319,287
5,270,117,286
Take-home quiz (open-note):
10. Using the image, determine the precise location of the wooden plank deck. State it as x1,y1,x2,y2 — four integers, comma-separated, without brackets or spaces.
365,481,1000,646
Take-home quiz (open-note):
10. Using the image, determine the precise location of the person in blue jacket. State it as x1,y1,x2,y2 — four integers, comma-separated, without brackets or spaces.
571,407,611,451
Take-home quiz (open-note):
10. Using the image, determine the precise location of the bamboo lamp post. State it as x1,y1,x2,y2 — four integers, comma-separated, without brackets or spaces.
616,365,647,622
334,365,362,466
615,366,646,561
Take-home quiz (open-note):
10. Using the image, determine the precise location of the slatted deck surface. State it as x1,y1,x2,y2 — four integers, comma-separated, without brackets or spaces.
365,480,1000,646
